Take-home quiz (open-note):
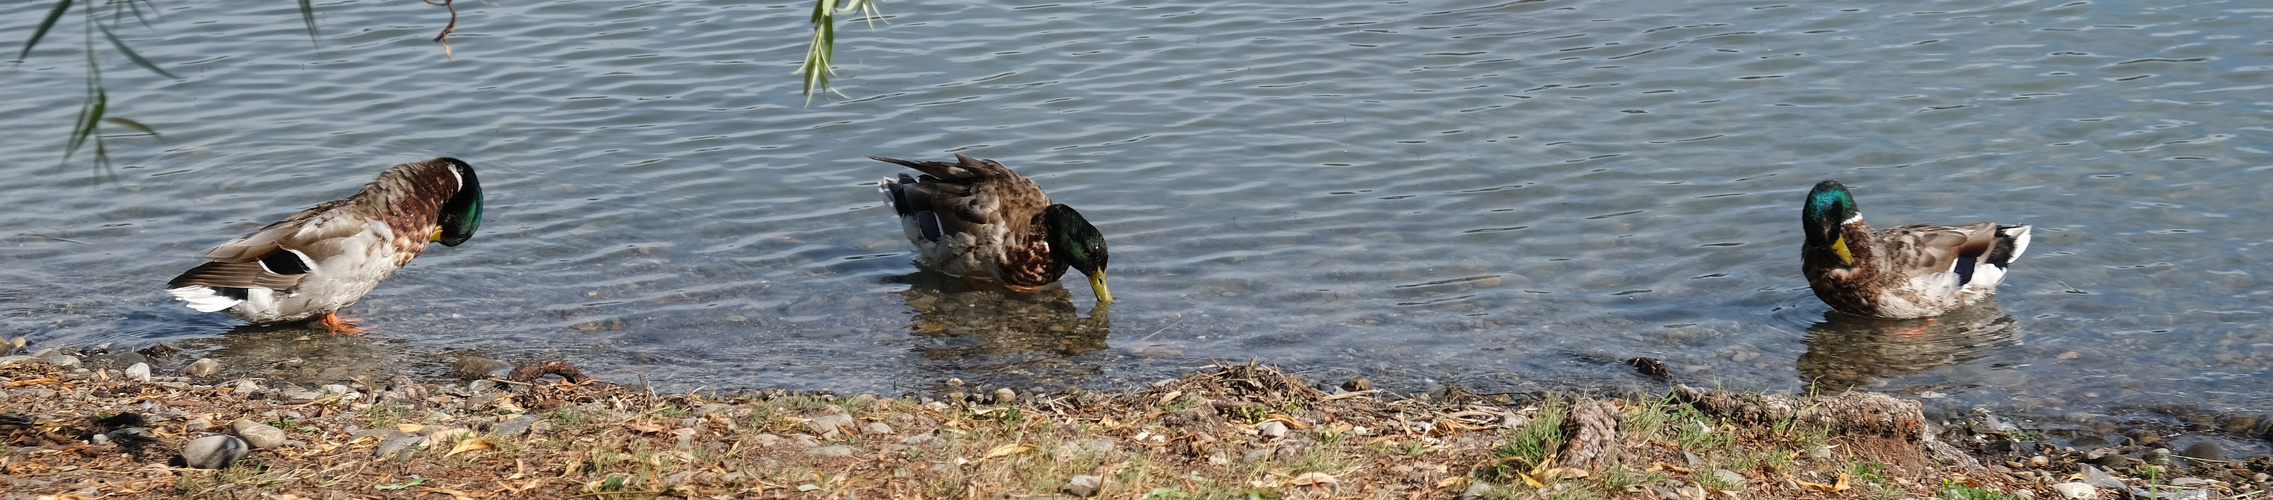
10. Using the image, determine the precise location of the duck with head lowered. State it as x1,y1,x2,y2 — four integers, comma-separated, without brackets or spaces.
166,157,484,333
1800,180,2029,319
871,153,1111,304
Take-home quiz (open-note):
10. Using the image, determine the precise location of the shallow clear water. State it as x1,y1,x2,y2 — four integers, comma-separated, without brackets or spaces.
4,0,2273,424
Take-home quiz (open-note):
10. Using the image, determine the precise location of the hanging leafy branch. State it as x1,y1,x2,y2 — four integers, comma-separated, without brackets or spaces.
795,0,883,105
14,0,885,177
12,0,175,178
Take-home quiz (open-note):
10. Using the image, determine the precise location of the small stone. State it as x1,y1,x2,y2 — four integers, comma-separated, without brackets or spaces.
185,418,213,432
231,379,266,394
320,384,352,396
900,434,937,447
752,433,784,447
185,358,221,378
994,388,1017,403
805,413,856,437
2051,482,2095,499
1086,438,1115,453
1256,421,1288,439
493,415,541,438
1241,448,1271,463
122,363,152,382
1714,469,1749,489
1458,482,1494,500
181,435,248,469
376,435,423,460
0,355,34,367
2181,441,2224,461
2080,464,2125,489
230,419,289,449
807,445,854,457
946,378,965,388
674,428,697,449
2032,455,2051,467
1063,475,1103,497
37,354,80,369
865,421,894,435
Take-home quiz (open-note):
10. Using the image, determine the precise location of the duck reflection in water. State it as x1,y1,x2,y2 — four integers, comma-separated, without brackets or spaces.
885,269,1110,360
1796,301,2019,393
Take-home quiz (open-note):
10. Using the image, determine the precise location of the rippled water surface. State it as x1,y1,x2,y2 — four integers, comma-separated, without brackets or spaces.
5,0,2272,423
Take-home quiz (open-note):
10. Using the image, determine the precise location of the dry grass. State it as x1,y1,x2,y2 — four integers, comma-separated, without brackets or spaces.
0,359,2067,499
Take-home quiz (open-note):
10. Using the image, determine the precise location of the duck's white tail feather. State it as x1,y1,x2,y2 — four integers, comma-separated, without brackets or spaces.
166,286,242,313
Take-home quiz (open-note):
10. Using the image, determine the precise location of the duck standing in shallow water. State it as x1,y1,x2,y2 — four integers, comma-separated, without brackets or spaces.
871,153,1112,303
1800,180,2029,319
166,158,484,333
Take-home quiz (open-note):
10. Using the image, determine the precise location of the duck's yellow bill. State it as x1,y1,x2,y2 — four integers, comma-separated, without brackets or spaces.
430,226,445,242
1087,271,1113,303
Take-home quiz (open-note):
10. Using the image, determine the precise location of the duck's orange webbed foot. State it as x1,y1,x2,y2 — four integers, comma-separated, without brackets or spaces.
316,312,365,336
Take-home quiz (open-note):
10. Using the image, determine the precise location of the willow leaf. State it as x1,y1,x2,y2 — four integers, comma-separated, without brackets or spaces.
65,89,107,164
98,23,178,79
102,116,160,137
16,0,75,62
297,0,320,43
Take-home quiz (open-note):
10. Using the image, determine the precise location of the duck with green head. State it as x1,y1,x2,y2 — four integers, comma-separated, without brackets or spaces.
166,158,484,333
871,153,1112,303
1801,180,2029,319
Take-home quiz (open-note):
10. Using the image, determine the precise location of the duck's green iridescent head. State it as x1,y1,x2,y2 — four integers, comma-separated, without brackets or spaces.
434,158,484,247
1803,180,1858,264
1042,204,1111,303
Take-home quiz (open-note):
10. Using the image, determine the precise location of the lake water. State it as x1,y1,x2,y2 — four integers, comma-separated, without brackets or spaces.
4,0,2272,433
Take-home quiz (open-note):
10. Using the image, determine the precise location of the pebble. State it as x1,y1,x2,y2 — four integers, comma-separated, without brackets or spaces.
1256,421,1288,439
0,355,33,367
2080,464,2125,489
752,434,784,447
181,435,248,469
493,415,541,438
2051,482,2096,499
1062,475,1103,497
994,388,1017,403
37,354,80,369
1714,469,1749,489
185,358,221,378
2181,441,2224,461
320,384,353,396
376,435,424,460
122,363,152,382
806,445,854,457
1241,448,1271,463
1458,482,1494,500
185,418,213,432
805,413,856,436
1086,438,1115,453
865,421,894,435
230,419,289,449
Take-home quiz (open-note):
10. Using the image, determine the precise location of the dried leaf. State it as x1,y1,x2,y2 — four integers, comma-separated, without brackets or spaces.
446,437,494,457
1794,472,1852,492
981,443,1034,460
1289,472,1338,488
398,423,425,433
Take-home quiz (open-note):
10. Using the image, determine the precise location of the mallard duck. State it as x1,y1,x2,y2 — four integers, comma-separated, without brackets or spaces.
871,153,1112,303
1801,180,2029,319
165,158,484,332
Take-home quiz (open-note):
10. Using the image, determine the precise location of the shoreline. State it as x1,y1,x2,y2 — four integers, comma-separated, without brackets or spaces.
5,352,2269,499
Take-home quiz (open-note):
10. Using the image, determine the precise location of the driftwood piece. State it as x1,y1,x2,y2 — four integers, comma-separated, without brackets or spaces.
1557,399,1622,469
1671,385,1922,439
